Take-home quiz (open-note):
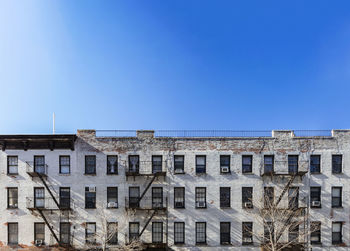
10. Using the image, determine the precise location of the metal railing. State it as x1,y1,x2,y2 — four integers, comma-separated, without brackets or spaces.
26,162,48,175
125,160,168,175
95,129,335,138
125,196,167,210
26,197,73,210
261,160,309,176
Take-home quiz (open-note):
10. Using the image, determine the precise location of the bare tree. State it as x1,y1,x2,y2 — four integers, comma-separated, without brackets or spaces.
244,175,318,251
85,207,144,251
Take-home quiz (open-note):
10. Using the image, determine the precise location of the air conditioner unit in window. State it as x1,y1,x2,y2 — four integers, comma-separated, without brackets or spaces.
243,237,252,243
35,240,43,246
108,202,118,208
221,167,230,173
312,201,321,207
175,202,184,208
244,202,253,208
88,186,96,192
174,168,184,174
196,201,206,208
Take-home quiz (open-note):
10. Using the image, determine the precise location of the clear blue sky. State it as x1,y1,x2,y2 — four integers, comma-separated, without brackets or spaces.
1,1,350,134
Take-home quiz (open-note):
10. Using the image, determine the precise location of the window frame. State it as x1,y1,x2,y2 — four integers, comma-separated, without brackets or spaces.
174,187,185,208
107,222,118,245
85,222,96,244
59,155,71,174
288,187,299,209
85,155,96,175
34,222,45,243
7,187,18,209
129,222,140,242
310,187,321,208
85,187,96,209
264,187,274,208
8,222,18,245
152,222,163,243
310,221,321,244
60,222,71,245
195,222,206,245
220,187,231,208
34,187,45,208
195,155,206,174
59,187,70,209
174,222,185,244
152,155,163,174
242,222,253,245
128,155,139,173
107,155,118,175
288,155,299,174
264,155,274,174
242,155,253,173
174,155,185,174
220,155,231,174
220,222,230,245
331,187,342,208
242,187,253,208
195,187,206,208
7,156,18,175
310,155,321,174
332,222,343,244
107,187,118,208
332,155,342,174
129,187,140,208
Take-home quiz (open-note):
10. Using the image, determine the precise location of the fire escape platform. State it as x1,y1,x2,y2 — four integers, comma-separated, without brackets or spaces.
261,171,307,177
125,171,167,177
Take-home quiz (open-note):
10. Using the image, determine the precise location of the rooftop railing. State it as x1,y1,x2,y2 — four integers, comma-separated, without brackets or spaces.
95,130,334,138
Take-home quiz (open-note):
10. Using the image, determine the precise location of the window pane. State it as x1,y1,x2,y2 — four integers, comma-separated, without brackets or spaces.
196,156,205,165
174,222,184,244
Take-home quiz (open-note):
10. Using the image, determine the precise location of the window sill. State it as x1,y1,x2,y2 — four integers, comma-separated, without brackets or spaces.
174,242,185,245
332,206,343,209
311,206,322,209
175,207,185,209
7,207,18,209
220,206,231,209
195,207,207,209
195,243,207,246
107,207,119,209
220,242,232,246
174,171,185,175
7,173,19,176
84,173,96,176
59,173,71,176
85,207,96,209
310,172,321,175
220,172,231,175
311,242,322,246
242,172,253,175
107,173,118,175
242,242,254,246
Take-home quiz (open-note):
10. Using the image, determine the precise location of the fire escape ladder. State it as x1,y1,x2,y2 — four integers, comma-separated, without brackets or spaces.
275,173,297,207
37,173,60,208
138,175,157,202
37,208,61,245
139,210,157,237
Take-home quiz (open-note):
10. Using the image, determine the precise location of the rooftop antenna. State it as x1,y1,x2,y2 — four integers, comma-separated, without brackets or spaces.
53,112,55,134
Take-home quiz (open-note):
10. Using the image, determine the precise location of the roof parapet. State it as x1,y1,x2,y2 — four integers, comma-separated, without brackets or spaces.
272,130,295,138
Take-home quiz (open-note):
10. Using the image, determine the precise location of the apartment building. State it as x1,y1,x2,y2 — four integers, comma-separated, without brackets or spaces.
0,129,349,250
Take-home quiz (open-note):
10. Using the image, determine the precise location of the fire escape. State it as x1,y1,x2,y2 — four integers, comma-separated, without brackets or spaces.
26,161,72,247
260,156,309,251
124,157,168,250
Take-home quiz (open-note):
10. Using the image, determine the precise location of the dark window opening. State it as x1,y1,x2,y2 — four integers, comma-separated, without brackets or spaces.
242,155,252,173
196,155,206,174
85,155,96,174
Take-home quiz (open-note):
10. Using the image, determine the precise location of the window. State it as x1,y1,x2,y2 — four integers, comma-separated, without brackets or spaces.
264,187,274,208
129,187,140,208
152,187,163,208
220,222,230,244
288,187,299,209
242,155,252,173
310,155,321,173
220,187,230,208
152,156,162,173
195,222,206,244
195,187,206,208
288,155,298,174
129,222,139,242
196,155,206,174
60,222,70,245
107,155,118,174
152,222,163,243
242,222,253,244
332,155,342,174
34,156,45,174
107,222,118,244
107,187,118,208
59,187,70,209
174,155,184,173
85,187,96,208
332,187,342,208
86,222,96,244
128,155,139,173
174,222,185,244
264,155,274,174
7,156,18,174
220,155,230,173
59,156,70,174
34,223,45,243
310,221,321,244
174,187,185,208
85,156,96,174
34,187,45,208
332,222,342,244
288,223,299,243
310,187,321,207
7,188,18,209
242,187,253,208
264,222,274,243
8,223,18,245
